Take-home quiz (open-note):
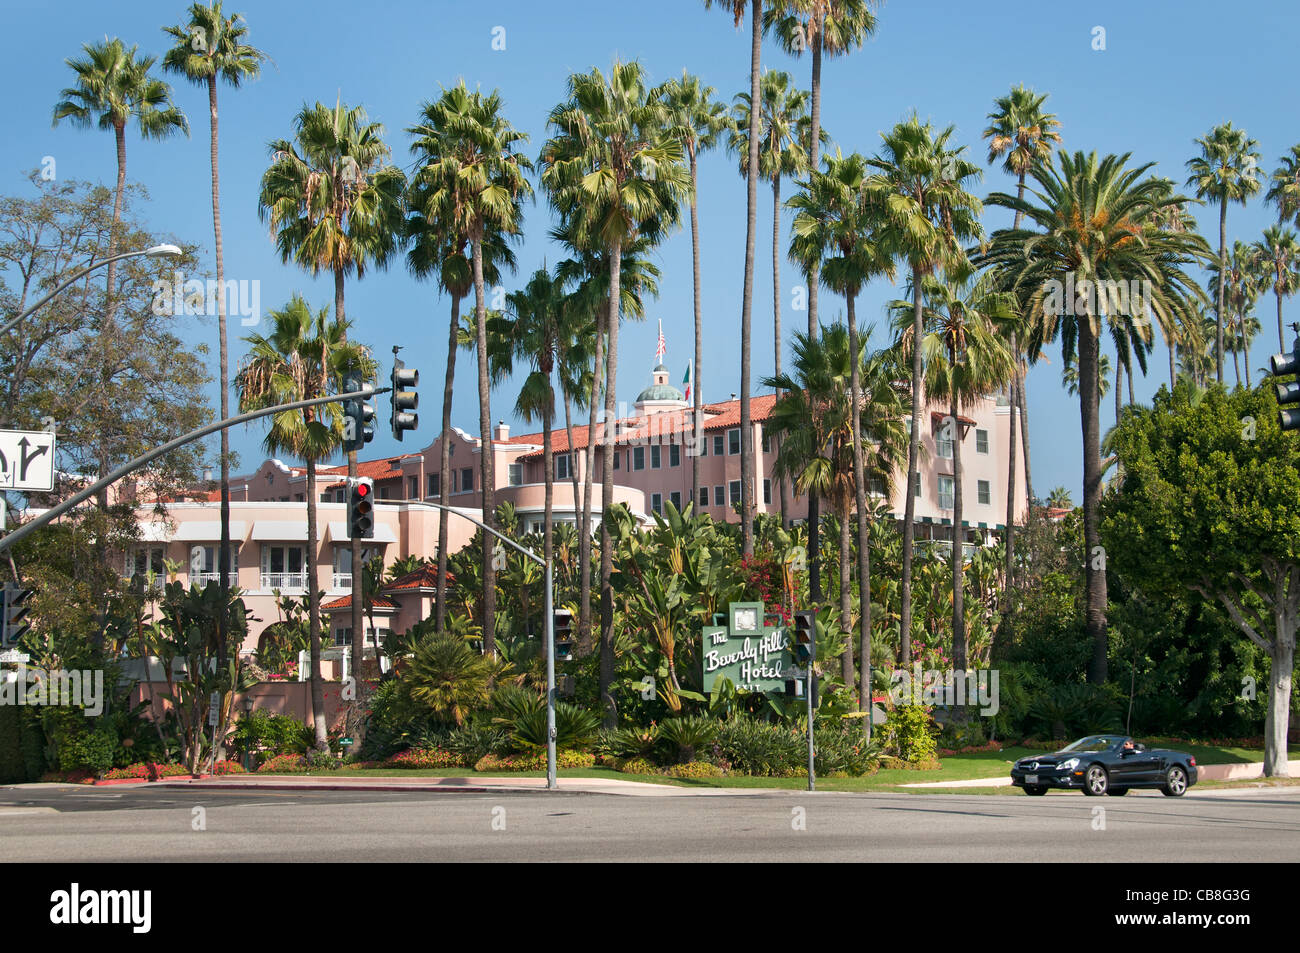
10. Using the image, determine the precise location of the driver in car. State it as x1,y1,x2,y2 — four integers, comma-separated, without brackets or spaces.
1122,739,1135,751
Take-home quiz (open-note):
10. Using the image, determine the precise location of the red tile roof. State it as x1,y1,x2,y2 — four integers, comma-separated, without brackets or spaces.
384,564,453,591
322,594,397,612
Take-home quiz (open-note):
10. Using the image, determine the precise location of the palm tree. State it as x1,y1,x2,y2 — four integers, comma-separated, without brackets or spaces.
162,0,268,686
1062,352,1111,400
406,84,528,640
788,149,893,715
893,269,1015,677
982,150,1210,683
257,99,406,690
765,0,879,341
53,37,189,323
1266,145,1300,227
235,295,375,749
1208,241,1264,387
981,84,1061,590
865,114,984,666
1046,487,1072,509
540,60,688,725
704,0,767,557
657,72,731,515
1252,225,1300,352
1185,122,1263,383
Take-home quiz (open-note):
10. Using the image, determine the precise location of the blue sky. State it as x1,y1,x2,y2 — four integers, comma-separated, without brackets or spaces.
5,0,1299,501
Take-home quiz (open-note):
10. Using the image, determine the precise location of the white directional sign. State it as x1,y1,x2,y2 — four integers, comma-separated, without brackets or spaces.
0,430,55,491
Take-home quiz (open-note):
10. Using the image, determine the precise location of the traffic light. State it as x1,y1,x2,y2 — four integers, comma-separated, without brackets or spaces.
553,609,574,661
791,609,815,665
1269,326,1300,431
348,478,374,540
342,375,375,454
390,358,419,441
2,584,32,648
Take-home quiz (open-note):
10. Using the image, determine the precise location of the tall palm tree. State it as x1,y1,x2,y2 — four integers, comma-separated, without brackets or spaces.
235,295,375,749
765,0,879,341
982,150,1210,683
788,149,893,716
1063,352,1111,400
1146,175,1201,386
981,84,1061,590
162,0,268,685
656,72,731,515
1185,122,1263,384
865,114,983,666
53,37,189,324
1208,240,1264,387
407,85,528,641
1266,144,1300,228
1252,225,1300,351
541,60,688,725
892,269,1015,679
258,99,406,687
705,0,767,557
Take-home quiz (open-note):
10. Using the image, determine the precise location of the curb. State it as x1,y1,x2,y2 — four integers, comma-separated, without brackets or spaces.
156,780,501,794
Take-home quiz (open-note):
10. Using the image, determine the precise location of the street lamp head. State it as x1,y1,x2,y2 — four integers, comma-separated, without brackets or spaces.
145,244,183,259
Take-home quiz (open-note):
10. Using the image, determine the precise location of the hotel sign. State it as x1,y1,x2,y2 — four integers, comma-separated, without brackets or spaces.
702,601,792,694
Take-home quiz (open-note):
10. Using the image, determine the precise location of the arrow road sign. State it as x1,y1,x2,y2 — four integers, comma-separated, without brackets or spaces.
0,430,54,491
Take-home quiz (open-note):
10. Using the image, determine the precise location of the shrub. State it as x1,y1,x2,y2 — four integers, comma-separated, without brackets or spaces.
57,724,117,778
504,702,601,752
658,715,718,764
879,755,941,771
615,756,659,775
714,717,804,777
473,750,595,772
384,748,465,769
1027,683,1122,741
813,725,883,776
446,724,510,763
211,759,245,775
232,711,306,762
595,725,660,761
882,704,938,763
664,760,724,779
255,753,311,774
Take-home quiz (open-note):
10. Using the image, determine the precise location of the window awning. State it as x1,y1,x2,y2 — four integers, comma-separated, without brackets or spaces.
251,520,309,542
327,522,397,544
173,521,247,542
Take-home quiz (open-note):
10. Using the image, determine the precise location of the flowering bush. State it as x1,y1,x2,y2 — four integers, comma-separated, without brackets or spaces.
664,760,725,779
882,704,939,763
384,748,466,769
473,750,595,772
255,753,312,774
212,759,246,775
614,756,659,775
100,762,195,781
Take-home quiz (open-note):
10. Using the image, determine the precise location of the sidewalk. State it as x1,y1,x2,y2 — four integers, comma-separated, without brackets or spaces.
152,774,781,798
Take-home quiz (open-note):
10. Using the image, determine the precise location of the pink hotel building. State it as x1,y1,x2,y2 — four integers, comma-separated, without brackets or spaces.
122,360,1027,657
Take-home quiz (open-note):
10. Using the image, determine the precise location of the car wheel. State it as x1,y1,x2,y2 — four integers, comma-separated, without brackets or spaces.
1107,787,1129,796
1162,765,1188,797
1083,764,1109,796
1023,785,1047,796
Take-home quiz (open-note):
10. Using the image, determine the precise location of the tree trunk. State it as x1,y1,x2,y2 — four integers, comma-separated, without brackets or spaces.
599,239,623,727
807,9,823,341
808,492,822,603
577,301,605,657
305,458,327,750
1265,626,1294,777
838,504,853,689
848,291,872,736
951,400,967,677
738,0,762,557
690,149,703,513
208,76,232,688
1233,334,1242,388
1216,200,1227,385
774,174,791,528
1004,350,1018,597
1115,356,1123,428
1018,356,1034,512
1278,286,1287,354
1078,314,1109,683
435,293,460,634
543,388,554,641
472,234,496,656
899,265,924,666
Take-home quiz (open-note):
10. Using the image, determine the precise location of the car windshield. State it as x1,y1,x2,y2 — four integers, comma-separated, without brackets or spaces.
1061,736,1124,753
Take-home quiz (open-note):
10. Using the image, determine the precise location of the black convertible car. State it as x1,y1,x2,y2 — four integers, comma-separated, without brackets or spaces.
1009,735,1197,796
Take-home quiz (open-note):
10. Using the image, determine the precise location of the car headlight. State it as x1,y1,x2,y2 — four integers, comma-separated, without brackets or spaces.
1057,758,1079,772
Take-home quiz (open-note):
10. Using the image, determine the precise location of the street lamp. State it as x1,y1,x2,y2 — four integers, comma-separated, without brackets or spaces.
1,243,183,337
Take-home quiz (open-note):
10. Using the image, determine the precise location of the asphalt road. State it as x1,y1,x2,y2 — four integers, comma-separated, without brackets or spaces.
1,784,1297,862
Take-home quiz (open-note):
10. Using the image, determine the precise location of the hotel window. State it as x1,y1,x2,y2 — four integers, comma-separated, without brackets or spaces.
714,485,725,506
938,475,955,510
460,468,473,492
651,493,662,514
699,487,710,507
408,475,419,499
190,545,238,581
556,453,570,481
869,474,886,496
728,428,741,455
126,547,165,582
976,428,989,454
713,434,724,456
633,447,645,471
650,445,661,469
670,491,682,511
699,435,707,457
613,450,620,470
763,479,771,505
937,421,954,459
913,473,922,498
761,427,770,453
508,463,523,486
261,545,306,590
729,480,741,505
977,479,991,505
427,472,440,497
669,444,680,467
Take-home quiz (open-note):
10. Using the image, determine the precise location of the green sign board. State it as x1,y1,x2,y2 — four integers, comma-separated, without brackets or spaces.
702,601,792,694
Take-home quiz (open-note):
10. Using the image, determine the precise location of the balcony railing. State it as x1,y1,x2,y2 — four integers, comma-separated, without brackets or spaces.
332,572,352,589
191,572,240,587
261,572,309,591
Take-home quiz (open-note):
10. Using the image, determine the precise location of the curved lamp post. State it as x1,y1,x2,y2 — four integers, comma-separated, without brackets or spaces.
1,243,183,337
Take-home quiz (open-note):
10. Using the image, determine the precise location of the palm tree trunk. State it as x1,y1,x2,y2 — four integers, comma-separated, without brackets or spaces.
1278,286,1287,353
105,122,127,325
690,148,703,513
1078,314,1109,684
847,291,872,735
543,387,554,630
337,263,366,736
774,174,791,528
1243,321,1252,388
738,0,762,558
808,492,822,603
563,393,581,535
951,400,967,679
1114,357,1123,427
1233,335,1242,388
578,304,605,657
1127,359,1136,406
306,458,327,749
838,505,854,689
1004,370,1018,597
1216,200,1227,385
899,265,924,666
435,293,460,634
807,9,823,341
599,239,623,727
208,75,232,686
1017,363,1034,518
472,234,496,656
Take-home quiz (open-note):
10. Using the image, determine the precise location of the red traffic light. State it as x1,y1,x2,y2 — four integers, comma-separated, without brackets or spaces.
356,482,370,498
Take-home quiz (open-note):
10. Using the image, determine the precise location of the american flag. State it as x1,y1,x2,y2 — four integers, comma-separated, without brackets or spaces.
655,319,666,364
